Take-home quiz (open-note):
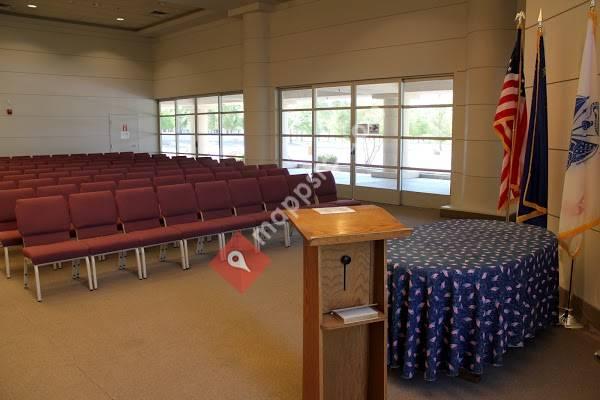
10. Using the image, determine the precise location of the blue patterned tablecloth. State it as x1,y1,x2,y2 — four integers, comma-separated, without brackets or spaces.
386,219,558,381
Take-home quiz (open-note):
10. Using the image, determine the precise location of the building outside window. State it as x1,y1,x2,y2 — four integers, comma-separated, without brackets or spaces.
159,93,244,159
279,78,452,195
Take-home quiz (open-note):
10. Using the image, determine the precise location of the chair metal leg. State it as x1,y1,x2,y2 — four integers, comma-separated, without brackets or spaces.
284,221,291,248
71,261,77,279
218,233,226,261
53,263,57,271
184,240,191,269
195,237,204,255
178,240,187,270
23,258,29,288
4,247,10,279
134,248,142,280
33,264,42,302
253,227,261,253
84,257,93,291
141,247,148,279
118,251,126,270
57,262,62,269
90,256,98,289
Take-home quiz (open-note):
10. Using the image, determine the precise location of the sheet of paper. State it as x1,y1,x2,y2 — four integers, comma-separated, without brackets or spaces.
312,206,356,214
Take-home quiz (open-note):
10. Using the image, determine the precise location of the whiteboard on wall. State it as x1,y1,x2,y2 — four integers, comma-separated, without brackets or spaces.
109,114,140,153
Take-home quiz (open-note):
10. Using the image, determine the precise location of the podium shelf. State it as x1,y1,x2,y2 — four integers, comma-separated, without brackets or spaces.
321,312,385,330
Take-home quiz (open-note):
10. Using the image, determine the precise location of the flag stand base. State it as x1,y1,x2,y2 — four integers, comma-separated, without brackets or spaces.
559,309,584,329
594,351,600,363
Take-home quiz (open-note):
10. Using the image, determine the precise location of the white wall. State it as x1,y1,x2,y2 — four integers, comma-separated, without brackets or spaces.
0,15,157,155
525,0,600,311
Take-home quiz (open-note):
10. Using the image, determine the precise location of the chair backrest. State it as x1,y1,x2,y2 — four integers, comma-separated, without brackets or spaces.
115,187,162,232
0,170,23,178
71,169,97,176
80,181,117,193
211,166,235,173
220,158,237,166
95,173,124,182
25,168,53,174
0,181,16,190
58,176,92,187
156,168,183,176
214,171,242,181
195,181,234,220
4,174,36,181
228,178,265,215
18,177,56,189
156,183,199,225
241,169,267,178
103,167,127,174
258,164,278,170
16,196,71,246
38,171,70,179
185,173,215,185
312,171,337,203
118,178,153,190
258,175,291,211
37,184,78,199
126,171,155,179
69,191,120,239
153,175,185,187
266,168,290,176
0,187,35,231
183,167,211,175
286,174,314,207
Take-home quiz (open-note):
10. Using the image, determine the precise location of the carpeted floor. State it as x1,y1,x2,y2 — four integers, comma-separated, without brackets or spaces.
0,204,598,400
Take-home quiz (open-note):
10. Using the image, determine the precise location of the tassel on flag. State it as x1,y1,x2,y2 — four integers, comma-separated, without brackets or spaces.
517,10,548,228
493,13,528,214
558,3,600,257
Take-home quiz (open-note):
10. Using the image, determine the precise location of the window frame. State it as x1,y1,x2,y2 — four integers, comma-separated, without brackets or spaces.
158,91,245,160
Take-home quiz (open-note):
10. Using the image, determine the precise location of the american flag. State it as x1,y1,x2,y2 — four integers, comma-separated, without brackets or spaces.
493,27,528,212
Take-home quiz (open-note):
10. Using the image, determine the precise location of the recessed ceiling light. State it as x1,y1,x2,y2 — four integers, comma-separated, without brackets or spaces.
116,17,125,21
27,4,37,8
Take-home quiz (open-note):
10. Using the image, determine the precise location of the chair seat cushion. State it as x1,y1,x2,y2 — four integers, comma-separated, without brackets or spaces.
318,199,362,207
82,233,141,255
23,240,89,265
171,220,226,239
134,227,181,247
215,212,270,231
0,230,22,247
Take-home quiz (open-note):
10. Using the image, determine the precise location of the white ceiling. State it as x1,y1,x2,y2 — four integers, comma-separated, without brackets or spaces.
0,0,268,31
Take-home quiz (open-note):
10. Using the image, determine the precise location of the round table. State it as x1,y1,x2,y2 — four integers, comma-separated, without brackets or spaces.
386,219,559,381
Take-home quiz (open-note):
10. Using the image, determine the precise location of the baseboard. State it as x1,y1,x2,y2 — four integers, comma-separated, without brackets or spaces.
559,288,600,332
439,205,516,221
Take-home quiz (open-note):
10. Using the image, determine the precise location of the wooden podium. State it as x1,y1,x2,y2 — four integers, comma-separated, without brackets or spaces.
286,205,412,400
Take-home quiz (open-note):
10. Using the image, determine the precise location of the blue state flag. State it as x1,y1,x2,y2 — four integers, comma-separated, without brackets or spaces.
517,33,548,227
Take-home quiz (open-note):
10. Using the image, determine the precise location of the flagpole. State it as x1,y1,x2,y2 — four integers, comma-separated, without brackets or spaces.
559,257,583,328
506,12,525,222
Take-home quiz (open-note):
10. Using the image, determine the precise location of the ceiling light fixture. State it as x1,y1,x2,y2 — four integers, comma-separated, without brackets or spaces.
116,17,125,21
26,4,38,8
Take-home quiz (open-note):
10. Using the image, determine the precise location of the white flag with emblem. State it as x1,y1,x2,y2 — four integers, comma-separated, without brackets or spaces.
558,11,600,257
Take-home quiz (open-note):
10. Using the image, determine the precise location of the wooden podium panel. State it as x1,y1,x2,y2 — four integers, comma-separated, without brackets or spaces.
287,205,412,400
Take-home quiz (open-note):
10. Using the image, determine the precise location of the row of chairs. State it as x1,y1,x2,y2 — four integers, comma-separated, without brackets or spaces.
0,168,290,191
2,171,359,301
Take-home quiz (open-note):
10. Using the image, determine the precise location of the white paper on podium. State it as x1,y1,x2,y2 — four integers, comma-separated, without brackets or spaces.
312,206,356,215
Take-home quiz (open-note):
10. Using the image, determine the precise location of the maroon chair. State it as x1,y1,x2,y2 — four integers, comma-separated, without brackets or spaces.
0,170,23,179
0,181,16,190
220,158,237,167
183,167,211,175
211,166,235,173
156,184,225,263
102,168,127,174
4,174,36,181
58,176,92,187
312,171,361,206
80,181,117,193
228,178,267,215
18,178,56,190
71,170,97,177
258,175,293,211
156,168,183,176
214,171,242,181
0,188,35,278
25,168,53,174
37,184,78,199
286,174,315,207
266,168,290,176
118,178,153,190
115,187,185,276
38,171,70,179
126,171,155,180
185,173,214,185
69,191,143,285
16,196,91,301
258,164,278,170
95,173,124,182
153,175,185,188
241,169,267,178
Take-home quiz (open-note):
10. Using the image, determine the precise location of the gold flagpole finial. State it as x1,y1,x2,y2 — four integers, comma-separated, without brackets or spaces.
538,9,543,30
515,11,526,27
591,0,596,9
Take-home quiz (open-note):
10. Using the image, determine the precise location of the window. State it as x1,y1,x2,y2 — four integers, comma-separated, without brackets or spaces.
279,78,452,195
158,93,245,159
